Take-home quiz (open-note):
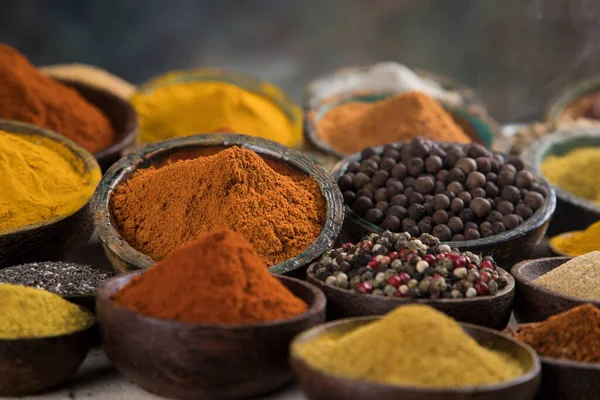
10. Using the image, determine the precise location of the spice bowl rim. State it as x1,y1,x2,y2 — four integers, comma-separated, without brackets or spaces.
509,323,600,371
307,263,514,305
290,315,541,395
512,256,600,306
547,231,576,257
0,119,101,236
522,128,600,215
330,140,557,249
97,270,327,330
303,89,498,160
0,303,95,342
92,133,344,275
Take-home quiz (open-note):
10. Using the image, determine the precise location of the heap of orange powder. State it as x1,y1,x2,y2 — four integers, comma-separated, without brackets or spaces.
0,44,117,153
318,91,471,155
114,229,308,324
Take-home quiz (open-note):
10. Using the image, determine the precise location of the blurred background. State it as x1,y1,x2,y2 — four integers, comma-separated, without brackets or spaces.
1,0,598,123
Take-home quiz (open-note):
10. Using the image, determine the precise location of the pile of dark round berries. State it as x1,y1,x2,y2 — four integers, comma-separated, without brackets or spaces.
309,231,509,299
337,137,548,241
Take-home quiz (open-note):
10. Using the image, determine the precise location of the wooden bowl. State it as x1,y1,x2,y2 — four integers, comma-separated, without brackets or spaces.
0,307,94,396
291,316,541,400
0,120,101,268
522,129,600,236
96,272,327,400
92,133,344,276
304,90,499,159
306,264,514,330
59,79,138,171
330,143,556,271
511,323,600,400
510,257,596,323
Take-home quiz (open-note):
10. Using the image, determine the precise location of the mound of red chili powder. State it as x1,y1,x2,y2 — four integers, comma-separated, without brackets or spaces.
113,229,308,324
0,44,117,153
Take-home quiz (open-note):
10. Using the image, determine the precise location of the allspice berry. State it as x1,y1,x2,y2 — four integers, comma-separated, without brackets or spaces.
432,224,452,241
455,157,477,174
432,194,451,211
470,198,492,218
365,208,384,224
466,171,486,189
524,191,544,210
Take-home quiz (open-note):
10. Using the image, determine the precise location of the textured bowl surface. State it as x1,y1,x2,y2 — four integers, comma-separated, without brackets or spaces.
304,90,498,159
511,256,597,323
60,79,138,171
522,129,600,236
330,142,556,271
0,307,94,397
92,133,344,275
97,272,326,400
307,264,514,330
291,316,541,400
0,120,101,268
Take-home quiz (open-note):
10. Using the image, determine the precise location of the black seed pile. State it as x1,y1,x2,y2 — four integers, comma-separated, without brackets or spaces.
337,137,548,241
309,231,509,299
0,262,113,296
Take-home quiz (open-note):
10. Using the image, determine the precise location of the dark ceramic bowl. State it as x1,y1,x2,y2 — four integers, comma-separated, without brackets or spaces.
92,133,344,275
307,264,514,330
304,90,499,159
0,307,94,397
59,78,138,171
330,142,556,271
0,120,101,268
512,323,600,400
97,272,326,400
291,316,541,400
511,256,595,323
522,130,600,236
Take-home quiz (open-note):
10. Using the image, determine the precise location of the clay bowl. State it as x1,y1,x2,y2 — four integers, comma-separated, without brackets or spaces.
92,133,344,276
511,256,598,323
331,143,556,271
306,263,514,329
59,79,138,171
511,324,600,400
0,120,101,268
96,272,327,400
545,74,600,122
522,129,600,236
304,90,499,160
0,307,94,396
291,316,541,400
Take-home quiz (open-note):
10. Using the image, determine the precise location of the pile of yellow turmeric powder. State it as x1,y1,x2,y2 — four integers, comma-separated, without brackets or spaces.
0,131,100,232
132,71,303,147
541,147,600,202
295,305,524,388
550,220,600,256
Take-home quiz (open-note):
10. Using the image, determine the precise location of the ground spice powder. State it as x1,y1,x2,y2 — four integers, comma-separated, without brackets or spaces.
114,229,308,324
0,44,117,153
111,146,325,266
534,251,600,300
318,91,471,155
296,305,523,388
550,221,600,256
514,304,600,363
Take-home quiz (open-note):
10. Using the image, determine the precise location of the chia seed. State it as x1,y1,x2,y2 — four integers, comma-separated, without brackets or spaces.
0,262,113,296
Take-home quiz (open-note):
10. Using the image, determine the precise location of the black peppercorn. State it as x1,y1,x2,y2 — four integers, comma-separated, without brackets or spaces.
402,217,418,231
508,157,526,171
459,208,475,222
418,220,432,234
448,167,466,182
408,204,425,220
503,214,520,230
476,157,492,174
496,200,514,215
492,221,506,234
374,188,388,203
390,194,408,207
447,181,464,194
391,163,408,179
408,192,425,205
458,191,472,205
497,171,515,188
515,203,533,219
380,215,401,231
432,224,452,241
347,161,360,173
338,174,354,191
415,176,435,194
375,201,389,212
432,194,451,211
343,190,356,205
387,205,408,220
353,172,371,189
531,184,549,198
379,157,397,172
524,191,545,210
467,143,489,159
470,187,486,199
387,180,404,196
486,210,503,224
433,210,449,225
452,233,465,241
465,221,478,231
436,169,449,183
470,198,492,218
359,159,379,176
484,182,500,198
501,185,521,204
434,180,446,194
356,189,373,199
515,170,533,189
450,197,464,213
403,176,416,188
455,157,478,174
466,171,486,189
448,216,464,233
372,170,389,187
464,228,481,240
365,208,384,224
408,158,425,177
361,147,378,159
425,155,443,174
352,196,373,215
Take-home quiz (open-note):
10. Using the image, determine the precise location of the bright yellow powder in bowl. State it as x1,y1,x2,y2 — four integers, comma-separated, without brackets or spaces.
132,80,302,147
0,131,100,233
295,305,525,388
541,147,600,202
0,284,92,339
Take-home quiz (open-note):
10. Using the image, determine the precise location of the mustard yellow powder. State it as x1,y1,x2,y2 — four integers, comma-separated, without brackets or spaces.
550,220,600,256
295,305,524,388
0,284,92,339
541,147,600,202
132,80,302,147
0,131,100,232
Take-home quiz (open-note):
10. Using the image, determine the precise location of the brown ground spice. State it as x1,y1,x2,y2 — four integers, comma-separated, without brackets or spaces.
318,91,471,155
111,146,326,266
513,304,600,363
